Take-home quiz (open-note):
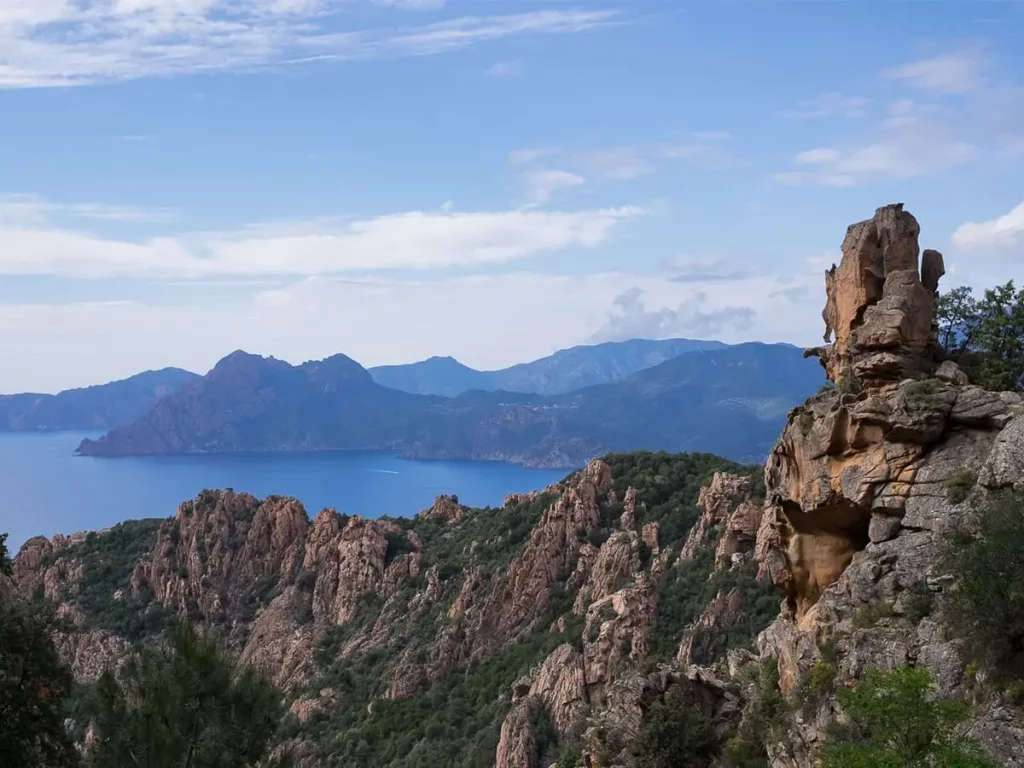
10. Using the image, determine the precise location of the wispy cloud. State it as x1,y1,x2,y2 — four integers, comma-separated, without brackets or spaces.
0,195,176,224
511,134,738,192
0,195,641,278
884,49,988,95
0,4,619,88
951,201,1024,250
572,147,653,181
774,101,978,187
780,92,870,119
522,169,587,204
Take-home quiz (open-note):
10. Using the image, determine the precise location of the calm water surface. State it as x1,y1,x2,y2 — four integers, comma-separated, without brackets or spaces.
0,432,566,551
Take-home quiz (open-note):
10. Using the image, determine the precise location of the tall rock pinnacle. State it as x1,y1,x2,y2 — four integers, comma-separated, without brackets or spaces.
808,203,945,389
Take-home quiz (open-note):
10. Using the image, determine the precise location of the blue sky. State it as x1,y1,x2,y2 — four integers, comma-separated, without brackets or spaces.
1,0,1022,392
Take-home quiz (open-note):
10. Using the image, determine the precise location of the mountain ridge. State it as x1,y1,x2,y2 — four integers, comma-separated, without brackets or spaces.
368,337,729,397
0,367,200,432
77,342,822,466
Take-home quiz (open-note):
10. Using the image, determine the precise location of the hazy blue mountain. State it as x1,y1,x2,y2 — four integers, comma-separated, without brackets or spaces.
0,368,199,431
368,356,486,397
368,338,727,396
78,344,821,467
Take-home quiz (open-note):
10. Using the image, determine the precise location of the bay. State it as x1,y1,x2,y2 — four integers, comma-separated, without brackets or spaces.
0,431,567,551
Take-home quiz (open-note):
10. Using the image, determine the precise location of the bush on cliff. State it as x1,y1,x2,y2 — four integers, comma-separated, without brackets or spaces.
942,490,1024,684
823,667,994,768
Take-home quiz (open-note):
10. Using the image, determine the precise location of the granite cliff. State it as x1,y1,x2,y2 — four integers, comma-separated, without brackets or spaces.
8,204,1024,768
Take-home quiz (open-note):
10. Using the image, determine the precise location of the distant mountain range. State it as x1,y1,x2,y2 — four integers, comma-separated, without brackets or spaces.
367,338,727,396
0,368,199,432
77,343,823,467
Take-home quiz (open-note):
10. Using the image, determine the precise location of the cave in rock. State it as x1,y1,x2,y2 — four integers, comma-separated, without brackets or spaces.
781,499,871,619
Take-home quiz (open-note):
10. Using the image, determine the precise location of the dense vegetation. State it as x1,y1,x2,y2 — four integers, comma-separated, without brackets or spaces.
86,622,287,768
56,518,170,640
823,667,995,767
937,281,1024,391
2,532,78,767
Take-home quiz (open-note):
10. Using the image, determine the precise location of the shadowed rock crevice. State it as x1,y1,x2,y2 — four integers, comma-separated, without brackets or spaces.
782,499,870,618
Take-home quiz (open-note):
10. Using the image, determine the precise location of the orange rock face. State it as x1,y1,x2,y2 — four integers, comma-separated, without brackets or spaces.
813,203,944,389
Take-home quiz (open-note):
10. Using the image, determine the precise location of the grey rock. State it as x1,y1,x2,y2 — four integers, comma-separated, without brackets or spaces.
935,360,969,386
868,514,901,543
979,414,1024,490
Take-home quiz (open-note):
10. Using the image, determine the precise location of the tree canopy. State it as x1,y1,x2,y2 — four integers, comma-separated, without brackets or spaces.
0,552,80,768
823,667,994,768
86,621,287,768
937,281,1024,391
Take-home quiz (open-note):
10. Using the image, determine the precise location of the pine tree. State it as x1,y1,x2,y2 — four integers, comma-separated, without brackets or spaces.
86,622,288,768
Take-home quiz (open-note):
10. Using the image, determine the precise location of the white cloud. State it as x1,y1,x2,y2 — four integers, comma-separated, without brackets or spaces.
884,49,988,94
589,287,755,342
0,268,825,393
951,201,1024,250
0,197,640,277
775,103,978,187
0,4,619,88
780,92,870,119
522,170,587,203
485,59,524,78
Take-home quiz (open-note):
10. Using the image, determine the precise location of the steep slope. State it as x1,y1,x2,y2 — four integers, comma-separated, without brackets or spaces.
0,367,199,431
368,337,727,397
11,452,773,768
78,345,821,466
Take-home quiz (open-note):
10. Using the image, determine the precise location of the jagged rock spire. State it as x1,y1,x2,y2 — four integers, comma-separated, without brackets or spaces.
808,203,945,389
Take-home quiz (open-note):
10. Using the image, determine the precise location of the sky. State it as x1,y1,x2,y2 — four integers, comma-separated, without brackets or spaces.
1,0,1023,393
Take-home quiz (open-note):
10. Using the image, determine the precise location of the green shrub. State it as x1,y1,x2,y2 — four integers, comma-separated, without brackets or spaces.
905,377,947,404
853,601,895,629
631,684,722,768
942,490,1024,683
947,469,977,505
797,661,836,712
823,667,995,767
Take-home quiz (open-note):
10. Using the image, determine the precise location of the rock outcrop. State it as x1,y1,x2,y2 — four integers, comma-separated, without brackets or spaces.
755,204,1024,767
810,203,944,389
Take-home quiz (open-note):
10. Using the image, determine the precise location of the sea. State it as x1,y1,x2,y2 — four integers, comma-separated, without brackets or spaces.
0,432,567,552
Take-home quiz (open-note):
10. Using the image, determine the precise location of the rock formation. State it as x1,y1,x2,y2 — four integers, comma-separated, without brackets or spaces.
755,203,1024,766
680,472,764,570
809,203,945,389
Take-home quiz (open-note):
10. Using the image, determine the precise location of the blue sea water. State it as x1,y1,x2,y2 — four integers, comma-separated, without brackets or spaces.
0,432,567,552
